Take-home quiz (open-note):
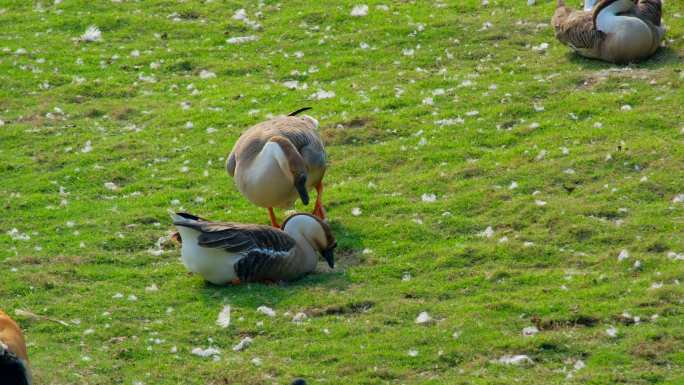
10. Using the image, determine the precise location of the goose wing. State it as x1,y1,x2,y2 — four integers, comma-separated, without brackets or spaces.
181,221,296,254
194,223,297,282
553,8,603,49
172,213,299,282
234,249,293,282
278,120,327,173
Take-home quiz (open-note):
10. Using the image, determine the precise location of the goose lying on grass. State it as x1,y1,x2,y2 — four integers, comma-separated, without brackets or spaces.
226,108,328,228
0,309,32,385
171,212,336,284
552,0,664,63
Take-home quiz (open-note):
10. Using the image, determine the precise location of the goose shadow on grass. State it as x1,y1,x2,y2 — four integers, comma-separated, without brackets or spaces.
191,219,368,309
565,46,682,69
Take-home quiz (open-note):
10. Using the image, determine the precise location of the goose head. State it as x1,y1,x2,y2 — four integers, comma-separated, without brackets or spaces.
269,136,310,205
282,213,337,268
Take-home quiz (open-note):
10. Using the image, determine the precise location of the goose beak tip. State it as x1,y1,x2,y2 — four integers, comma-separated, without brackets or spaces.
322,249,335,269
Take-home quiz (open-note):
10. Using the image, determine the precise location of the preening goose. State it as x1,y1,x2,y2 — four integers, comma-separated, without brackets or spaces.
171,212,336,284
0,309,32,385
552,0,665,64
226,108,328,228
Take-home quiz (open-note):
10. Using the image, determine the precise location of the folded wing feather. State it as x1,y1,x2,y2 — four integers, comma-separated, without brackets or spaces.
174,218,296,255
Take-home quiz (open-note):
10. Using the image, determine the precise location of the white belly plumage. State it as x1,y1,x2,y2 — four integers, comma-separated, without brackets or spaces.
178,227,242,285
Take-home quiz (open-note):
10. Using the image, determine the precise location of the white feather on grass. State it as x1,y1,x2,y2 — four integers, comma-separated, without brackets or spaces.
226,35,258,44
81,25,102,42
350,5,369,17
216,305,231,328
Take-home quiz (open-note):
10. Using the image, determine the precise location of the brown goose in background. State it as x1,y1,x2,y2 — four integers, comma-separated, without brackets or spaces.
0,309,32,385
171,212,336,284
552,0,665,64
226,108,327,228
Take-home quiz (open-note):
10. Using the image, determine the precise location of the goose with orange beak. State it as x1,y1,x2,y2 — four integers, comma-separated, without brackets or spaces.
0,309,32,385
552,0,664,64
171,212,336,284
226,108,328,228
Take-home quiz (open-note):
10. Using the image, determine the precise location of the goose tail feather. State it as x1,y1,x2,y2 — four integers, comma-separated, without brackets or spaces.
288,107,313,116
169,211,205,225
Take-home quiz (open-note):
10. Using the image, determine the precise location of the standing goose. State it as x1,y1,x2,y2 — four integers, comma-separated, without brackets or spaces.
552,0,665,64
171,212,336,284
227,108,327,228
0,309,32,385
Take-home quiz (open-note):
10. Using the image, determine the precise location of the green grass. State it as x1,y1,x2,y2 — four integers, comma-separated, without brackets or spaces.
1,0,683,384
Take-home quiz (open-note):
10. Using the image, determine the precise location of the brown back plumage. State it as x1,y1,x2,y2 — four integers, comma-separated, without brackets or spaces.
174,214,296,253
227,115,325,176
552,5,603,50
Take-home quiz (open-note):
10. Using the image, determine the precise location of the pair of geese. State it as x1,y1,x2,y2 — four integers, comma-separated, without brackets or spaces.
172,108,337,285
553,0,665,63
1,119,321,385
173,0,668,286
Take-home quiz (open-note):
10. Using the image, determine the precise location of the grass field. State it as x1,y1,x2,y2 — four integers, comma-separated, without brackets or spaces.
1,0,684,384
